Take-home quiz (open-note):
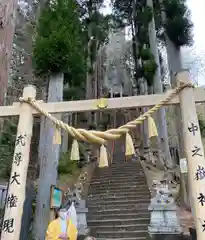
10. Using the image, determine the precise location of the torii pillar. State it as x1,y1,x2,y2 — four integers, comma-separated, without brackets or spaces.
177,70,205,240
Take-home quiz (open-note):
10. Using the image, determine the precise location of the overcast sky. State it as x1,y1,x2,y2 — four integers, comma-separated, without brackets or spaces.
187,0,205,53
185,0,205,84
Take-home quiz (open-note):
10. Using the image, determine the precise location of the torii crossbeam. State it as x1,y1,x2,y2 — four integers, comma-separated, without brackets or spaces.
0,86,205,117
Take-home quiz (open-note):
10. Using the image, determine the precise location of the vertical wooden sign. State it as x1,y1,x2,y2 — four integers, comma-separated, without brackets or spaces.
177,71,205,240
1,86,36,240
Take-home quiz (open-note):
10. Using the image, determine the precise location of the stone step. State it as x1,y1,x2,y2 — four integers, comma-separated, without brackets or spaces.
88,155,150,240
109,160,141,164
88,218,150,226
90,223,148,232
96,162,141,166
88,187,148,192
98,161,141,165
96,162,142,167
90,179,147,186
89,185,148,192
88,203,149,211
95,168,143,173
87,199,150,207
88,191,149,197
88,186,148,194
92,172,145,178
91,175,146,181
96,161,141,165
106,167,142,172
87,212,150,221
87,193,150,201
94,230,148,238
89,182,147,188
94,169,144,174
94,166,144,172
91,176,146,183
88,183,146,190
92,174,145,179
94,166,143,171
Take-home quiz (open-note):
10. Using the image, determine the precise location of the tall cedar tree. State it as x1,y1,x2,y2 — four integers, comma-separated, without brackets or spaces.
112,0,193,86
33,0,86,88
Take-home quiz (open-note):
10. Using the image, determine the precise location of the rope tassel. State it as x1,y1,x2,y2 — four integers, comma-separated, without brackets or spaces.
148,116,158,138
125,133,135,158
70,139,80,161
99,145,108,168
53,126,61,145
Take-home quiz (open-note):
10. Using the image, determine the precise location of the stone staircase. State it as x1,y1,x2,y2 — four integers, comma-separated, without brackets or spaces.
87,140,151,239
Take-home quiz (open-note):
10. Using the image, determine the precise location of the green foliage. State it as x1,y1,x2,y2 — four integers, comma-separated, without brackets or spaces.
63,85,85,101
163,0,193,47
143,60,158,86
199,118,205,138
58,144,89,175
84,12,112,69
112,0,133,26
137,6,153,27
153,0,163,34
138,27,149,45
0,120,17,179
140,49,154,61
33,0,86,81
112,0,193,88
58,152,78,175
91,13,111,46
112,0,157,87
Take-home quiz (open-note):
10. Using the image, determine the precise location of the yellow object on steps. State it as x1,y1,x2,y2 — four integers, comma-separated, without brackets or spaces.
46,218,62,240
70,139,80,161
99,145,108,167
96,98,108,109
148,116,158,138
53,127,61,145
125,133,135,157
46,203,78,240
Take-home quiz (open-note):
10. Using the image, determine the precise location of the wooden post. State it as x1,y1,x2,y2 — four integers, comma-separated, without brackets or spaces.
1,85,36,240
177,70,205,239
34,73,63,239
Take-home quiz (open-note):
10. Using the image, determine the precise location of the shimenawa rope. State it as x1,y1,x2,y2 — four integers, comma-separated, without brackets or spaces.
19,82,193,145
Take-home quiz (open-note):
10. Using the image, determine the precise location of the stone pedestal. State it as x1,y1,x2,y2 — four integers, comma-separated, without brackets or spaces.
76,199,89,236
148,184,181,235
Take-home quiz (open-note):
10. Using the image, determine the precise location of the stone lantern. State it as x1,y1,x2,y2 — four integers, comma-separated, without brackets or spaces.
148,183,181,235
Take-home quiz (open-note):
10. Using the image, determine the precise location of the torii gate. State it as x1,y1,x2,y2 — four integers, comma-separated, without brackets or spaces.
1,71,205,240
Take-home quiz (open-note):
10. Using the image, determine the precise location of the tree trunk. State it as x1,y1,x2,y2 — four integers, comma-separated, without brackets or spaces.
20,182,35,240
86,38,92,100
86,18,93,125
160,2,184,160
132,0,140,85
61,114,69,153
166,40,184,159
33,73,64,240
138,78,149,149
147,0,173,168
0,0,18,105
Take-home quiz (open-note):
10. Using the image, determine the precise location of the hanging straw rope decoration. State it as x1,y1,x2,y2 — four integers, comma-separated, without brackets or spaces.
19,82,193,167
